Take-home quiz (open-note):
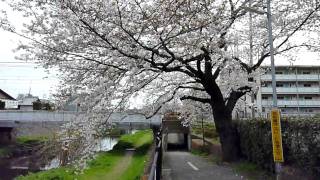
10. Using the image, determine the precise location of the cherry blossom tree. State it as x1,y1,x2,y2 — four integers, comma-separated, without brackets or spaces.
1,0,320,161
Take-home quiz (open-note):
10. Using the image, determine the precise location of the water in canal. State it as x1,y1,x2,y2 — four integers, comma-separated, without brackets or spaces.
0,137,118,180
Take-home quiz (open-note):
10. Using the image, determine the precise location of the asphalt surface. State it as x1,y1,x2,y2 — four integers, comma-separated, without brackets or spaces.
162,151,244,180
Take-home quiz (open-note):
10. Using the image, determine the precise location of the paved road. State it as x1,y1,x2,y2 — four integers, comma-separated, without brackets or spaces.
162,151,244,180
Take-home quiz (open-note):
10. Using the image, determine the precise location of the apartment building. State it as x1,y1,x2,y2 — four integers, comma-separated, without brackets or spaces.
256,65,320,117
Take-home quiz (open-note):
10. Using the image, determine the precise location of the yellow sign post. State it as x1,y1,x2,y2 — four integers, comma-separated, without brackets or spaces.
270,109,284,162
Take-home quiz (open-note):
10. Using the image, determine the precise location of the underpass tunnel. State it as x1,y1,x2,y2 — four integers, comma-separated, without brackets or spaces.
166,133,189,151
162,112,191,151
163,132,191,151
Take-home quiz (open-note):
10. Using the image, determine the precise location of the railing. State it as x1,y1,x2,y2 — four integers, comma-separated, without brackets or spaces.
0,111,162,124
148,126,162,180
261,74,320,81
261,87,320,94
0,111,76,122
261,100,320,107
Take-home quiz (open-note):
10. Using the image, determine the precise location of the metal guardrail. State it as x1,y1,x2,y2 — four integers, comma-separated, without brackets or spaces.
148,126,162,180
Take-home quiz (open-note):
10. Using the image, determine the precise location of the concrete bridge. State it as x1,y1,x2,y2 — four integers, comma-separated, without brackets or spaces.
0,111,161,124
0,111,161,143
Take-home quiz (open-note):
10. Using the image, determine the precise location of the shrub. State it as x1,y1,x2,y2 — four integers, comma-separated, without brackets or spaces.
32,100,42,110
235,117,320,177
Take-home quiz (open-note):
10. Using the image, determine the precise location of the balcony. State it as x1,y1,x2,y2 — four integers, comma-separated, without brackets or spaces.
261,74,320,81
261,100,320,107
261,87,319,94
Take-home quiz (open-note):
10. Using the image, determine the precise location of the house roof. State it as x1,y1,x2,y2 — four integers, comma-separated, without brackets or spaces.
0,89,16,100
19,97,39,106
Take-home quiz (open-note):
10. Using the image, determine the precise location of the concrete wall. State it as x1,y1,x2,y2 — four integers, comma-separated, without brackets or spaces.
14,121,65,136
0,111,76,122
0,111,162,137
0,111,161,124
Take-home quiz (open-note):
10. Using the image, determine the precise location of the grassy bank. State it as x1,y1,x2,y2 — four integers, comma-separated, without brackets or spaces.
16,135,49,145
0,147,11,158
192,121,220,144
0,135,48,158
17,130,153,180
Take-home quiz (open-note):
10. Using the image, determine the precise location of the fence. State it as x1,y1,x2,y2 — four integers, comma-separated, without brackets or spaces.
148,126,163,180
0,110,76,122
0,111,162,124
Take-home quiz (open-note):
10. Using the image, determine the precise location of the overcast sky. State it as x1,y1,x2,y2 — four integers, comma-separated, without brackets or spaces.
0,29,59,99
0,1,58,99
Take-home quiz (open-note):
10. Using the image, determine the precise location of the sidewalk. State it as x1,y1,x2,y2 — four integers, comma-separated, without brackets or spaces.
162,151,244,180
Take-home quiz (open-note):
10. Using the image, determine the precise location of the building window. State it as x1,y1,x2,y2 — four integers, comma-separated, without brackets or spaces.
276,83,283,87
277,96,284,100
262,96,268,100
304,97,312,100
303,71,310,74
276,71,283,74
304,84,311,87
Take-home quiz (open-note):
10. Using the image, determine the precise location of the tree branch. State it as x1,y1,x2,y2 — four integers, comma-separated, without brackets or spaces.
276,4,320,50
225,86,252,113
178,85,205,91
180,96,210,104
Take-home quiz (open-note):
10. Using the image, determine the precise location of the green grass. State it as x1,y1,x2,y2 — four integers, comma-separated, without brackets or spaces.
120,153,148,180
18,167,76,180
17,130,153,180
191,149,209,157
118,130,153,148
233,161,259,173
232,161,274,180
16,135,49,144
191,146,222,164
0,147,11,158
78,151,124,180
192,120,220,145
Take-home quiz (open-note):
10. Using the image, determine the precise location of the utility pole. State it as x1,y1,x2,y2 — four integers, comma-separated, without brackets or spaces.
242,1,283,178
266,0,282,179
249,0,255,118
201,112,205,146
267,0,277,107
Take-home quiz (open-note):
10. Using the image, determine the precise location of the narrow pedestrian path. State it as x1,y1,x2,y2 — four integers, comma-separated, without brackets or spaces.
102,151,134,180
162,151,243,180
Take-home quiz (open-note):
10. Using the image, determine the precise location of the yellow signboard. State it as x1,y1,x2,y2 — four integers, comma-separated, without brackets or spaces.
270,109,284,162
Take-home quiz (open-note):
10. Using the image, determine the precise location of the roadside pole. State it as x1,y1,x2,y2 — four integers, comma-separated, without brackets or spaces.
201,113,205,146
249,0,255,118
266,0,284,179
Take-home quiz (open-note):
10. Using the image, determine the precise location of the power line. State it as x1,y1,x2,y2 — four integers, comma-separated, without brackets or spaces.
0,61,37,64
0,66,38,68
0,78,58,81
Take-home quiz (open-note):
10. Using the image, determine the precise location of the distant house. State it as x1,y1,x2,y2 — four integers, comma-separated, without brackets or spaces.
18,94,39,111
0,89,18,109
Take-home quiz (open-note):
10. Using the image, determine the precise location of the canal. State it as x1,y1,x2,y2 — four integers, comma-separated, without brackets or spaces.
0,137,118,180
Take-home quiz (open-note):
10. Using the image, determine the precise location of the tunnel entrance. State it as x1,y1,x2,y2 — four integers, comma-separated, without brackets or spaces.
0,121,16,144
162,112,191,151
0,127,15,144
166,133,189,151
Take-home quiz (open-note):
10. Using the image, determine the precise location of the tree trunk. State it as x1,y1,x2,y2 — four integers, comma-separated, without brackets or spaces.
212,105,240,162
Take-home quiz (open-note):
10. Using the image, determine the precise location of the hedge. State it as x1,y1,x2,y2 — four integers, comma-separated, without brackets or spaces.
235,117,320,177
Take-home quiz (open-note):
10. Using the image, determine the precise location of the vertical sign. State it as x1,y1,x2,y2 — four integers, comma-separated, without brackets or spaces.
270,109,284,162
